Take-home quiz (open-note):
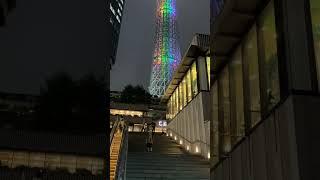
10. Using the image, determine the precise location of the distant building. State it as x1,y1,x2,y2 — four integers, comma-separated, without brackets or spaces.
107,0,125,68
0,92,39,129
0,130,105,179
110,102,167,132
0,0,15,26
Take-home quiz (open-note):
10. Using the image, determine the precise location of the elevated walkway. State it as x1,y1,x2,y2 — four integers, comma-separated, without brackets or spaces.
126,132,209,180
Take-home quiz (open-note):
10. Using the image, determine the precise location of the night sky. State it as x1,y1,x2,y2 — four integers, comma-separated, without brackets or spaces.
0,0,209,95
0,0,108,95
110,0,209,91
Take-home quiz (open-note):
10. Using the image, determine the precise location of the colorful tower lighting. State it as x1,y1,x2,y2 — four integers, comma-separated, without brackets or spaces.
149,0,181,97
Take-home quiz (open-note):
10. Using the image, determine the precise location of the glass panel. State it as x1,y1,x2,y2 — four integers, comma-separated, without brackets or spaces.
173,91,176,116
219,67,231,153
229,46,245,145
187,69,192,102
45,154,61,170
207,56,211,87
243,24,261,127
182,76,187,107
0,151,13,167
191,62,198,96
175,88,179,114
29,152,45,168
179,84,183,110
310,0,320,90
257,1,280,111
170,97,173,118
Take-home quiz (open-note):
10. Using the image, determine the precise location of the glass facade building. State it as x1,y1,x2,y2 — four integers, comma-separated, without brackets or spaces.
166,57,211,119
210,0,320,179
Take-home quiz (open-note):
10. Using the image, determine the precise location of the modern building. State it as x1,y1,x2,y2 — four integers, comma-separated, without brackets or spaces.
110,102,167,132
162,33,211,159
0,0,15,26
0,130,105,179
209,0,320,179
107,0,125,68
149,0,181,97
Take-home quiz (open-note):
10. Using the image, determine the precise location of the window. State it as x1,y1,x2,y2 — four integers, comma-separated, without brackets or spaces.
229,46,245,145
116,15,121,23
172,92,176,116
310,0,320,90
243,24,261,127
118,8,122,17
191,62,198,96
179,84,183,110
187,69,192,102
206,57,211,87
257,1,280,112
182,76,187,107
110,4,116,15
175,88,179,115
219,67,231,153
170,97,173,119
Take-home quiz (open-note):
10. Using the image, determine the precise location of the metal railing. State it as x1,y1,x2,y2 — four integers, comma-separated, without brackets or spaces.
115,121,128,180
110,117,121,143
166,128,210,160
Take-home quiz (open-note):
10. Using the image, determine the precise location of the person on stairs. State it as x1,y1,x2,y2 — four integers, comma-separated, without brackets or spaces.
146,124,153,152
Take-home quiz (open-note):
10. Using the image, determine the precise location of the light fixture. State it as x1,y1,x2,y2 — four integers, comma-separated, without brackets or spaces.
207,152,210,159
195,146,199,153
170,133,172,137
174,136,177,140
186,146,190,151
179,140,183,145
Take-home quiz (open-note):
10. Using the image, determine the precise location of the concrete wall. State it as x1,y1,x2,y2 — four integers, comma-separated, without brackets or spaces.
211,95,305,180
167,91,210,158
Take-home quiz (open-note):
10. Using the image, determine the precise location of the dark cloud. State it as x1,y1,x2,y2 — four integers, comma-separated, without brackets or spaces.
111,0,210,91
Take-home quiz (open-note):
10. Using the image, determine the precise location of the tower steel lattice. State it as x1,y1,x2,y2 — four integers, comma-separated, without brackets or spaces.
149,0,181,97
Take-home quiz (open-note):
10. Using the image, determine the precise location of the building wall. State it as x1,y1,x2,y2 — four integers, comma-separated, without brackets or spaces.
210,0,320,179
211,95,320,180
167,91,210,158
0,150,104,175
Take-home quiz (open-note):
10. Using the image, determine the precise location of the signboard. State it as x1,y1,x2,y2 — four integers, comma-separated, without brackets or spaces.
158,120,167,127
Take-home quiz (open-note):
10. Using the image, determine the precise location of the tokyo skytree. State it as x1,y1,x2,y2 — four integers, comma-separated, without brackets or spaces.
149,0,181,97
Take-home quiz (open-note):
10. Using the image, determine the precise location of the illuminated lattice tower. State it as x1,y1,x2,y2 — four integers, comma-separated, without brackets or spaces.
149,0,181,97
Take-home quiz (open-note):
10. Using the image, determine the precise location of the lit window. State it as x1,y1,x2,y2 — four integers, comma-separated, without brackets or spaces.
191,62,198,96
118,2,123,11
109,4,116,15
117,8,122,17
109,17,114,25
116,15,121,23
186,70,192,102
182,77,187,107
206,57,211,87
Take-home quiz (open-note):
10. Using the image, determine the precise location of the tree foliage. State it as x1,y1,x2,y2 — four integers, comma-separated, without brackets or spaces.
120,85,151,104
35,72,107,134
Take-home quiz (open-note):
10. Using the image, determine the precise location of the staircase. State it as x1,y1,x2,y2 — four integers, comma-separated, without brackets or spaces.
110,130,123,180
126,132,210,180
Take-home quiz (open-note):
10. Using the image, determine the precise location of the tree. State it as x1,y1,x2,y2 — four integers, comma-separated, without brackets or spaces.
36,72,76,132
35,72,107,134
120,85,151,104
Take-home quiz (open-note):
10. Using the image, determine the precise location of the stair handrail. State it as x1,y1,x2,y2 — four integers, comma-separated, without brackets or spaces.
167,128,209,146
110,116,121,143
166,128,210,158
115,121,128,180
